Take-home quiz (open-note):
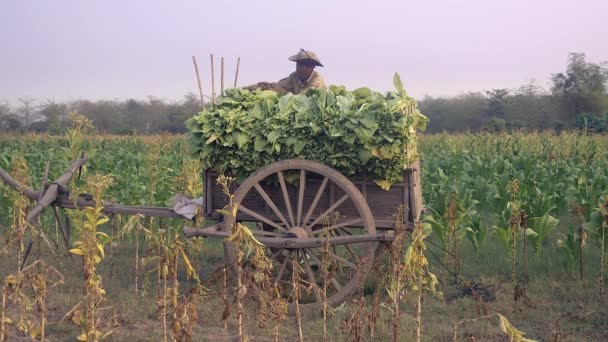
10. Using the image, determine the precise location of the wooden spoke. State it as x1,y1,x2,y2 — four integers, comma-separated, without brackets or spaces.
342,244,361,265
297,170,306,226
338,227,353,236
304,248,343,291
302,177,329,227
305,194,349,229
328,251,358,270
312,218,362,236
239,204,288,233
270,248,285,261
277,171,295,227
334,227,365,259
301,250,322,303
254,183,291,229
274,250,292,285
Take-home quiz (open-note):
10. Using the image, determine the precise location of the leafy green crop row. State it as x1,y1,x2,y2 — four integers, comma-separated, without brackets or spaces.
421,132,608,271
2,131,607,275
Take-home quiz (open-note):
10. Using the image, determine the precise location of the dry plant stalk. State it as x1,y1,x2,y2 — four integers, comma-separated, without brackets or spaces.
249,244,287,342
152,229,202,342
341,295,367,342
521,210,529,282
599,196,608,299
291,258,304,342
368,251,387,338
573,206,587,281
172,285,204,342
222,266,229,331
217,174,265,342
144,137,164,299
67,173,114,341
386,205,408,342
319,215,338,342
6,156,31,272
404,221,442,342
0,284,6,342
119,214,147,296
508,180,521,283
1,259,63,341
446,194,459,282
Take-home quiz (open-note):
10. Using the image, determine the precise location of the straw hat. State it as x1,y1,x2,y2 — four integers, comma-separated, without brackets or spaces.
288,49,323,67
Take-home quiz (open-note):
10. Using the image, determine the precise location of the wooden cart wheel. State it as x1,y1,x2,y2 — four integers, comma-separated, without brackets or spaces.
222,159,377,307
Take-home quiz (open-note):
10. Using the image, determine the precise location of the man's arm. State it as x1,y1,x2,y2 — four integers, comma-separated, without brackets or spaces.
243,82,273,91
302,73,326,92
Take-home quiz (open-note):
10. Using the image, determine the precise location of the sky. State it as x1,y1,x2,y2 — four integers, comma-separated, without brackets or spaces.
1,0,607,104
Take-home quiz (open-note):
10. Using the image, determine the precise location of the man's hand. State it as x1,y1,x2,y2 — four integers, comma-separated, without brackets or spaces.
256,82,273,90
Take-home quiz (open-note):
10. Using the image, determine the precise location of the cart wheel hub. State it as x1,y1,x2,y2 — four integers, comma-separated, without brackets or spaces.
285,226,309,239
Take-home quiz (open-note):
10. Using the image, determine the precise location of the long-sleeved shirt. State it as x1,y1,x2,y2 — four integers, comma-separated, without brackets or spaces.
273,71,326,94
244,71,326,94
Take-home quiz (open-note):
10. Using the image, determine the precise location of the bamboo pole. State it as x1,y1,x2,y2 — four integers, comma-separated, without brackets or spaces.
220,57,225,95
192,56,205,109
210,54,216,106
234,57,241,87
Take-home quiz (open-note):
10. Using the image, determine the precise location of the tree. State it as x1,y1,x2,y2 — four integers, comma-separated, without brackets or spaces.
37,100,69,133
418,93,488,132
0,102,22,131
551,53,608,120
505,81,560,130
485,89,509,119
17,97,37,130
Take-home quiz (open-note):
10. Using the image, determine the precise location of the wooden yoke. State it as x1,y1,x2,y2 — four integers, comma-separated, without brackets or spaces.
27,156,87,223
0,156,87,223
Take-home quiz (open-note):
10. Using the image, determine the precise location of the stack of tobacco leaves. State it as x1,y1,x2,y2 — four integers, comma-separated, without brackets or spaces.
186,73,428,188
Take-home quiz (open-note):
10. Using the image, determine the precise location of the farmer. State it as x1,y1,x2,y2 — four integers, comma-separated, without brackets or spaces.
244,49,326,94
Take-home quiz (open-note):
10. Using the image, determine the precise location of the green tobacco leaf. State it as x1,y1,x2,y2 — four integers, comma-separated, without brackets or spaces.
353,87,372,98
393,73,404,95
233,132,250,148
254,136,268,152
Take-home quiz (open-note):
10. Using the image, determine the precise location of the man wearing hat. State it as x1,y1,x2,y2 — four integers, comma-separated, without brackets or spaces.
244,49,326,95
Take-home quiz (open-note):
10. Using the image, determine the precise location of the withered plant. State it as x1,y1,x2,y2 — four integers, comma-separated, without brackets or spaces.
217,174,265,342
404,221,442,342
599,196,608,299
67,173,114,341
385,205,409,342
1,259,63,341
5,156,32,271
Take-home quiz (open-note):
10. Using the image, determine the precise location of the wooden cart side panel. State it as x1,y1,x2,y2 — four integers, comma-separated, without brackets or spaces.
203,159,423,228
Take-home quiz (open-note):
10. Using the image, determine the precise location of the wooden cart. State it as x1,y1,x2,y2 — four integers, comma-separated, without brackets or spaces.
1,156,422,307
184,158,423,306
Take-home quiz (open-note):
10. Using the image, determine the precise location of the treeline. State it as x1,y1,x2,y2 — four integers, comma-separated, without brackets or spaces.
420,53,608,133
0,93,202,134
1,53,607,134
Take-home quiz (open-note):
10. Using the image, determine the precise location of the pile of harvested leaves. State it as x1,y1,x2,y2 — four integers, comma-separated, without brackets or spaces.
186,74,427,187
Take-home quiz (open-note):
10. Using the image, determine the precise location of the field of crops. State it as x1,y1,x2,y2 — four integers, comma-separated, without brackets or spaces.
1,130,608,341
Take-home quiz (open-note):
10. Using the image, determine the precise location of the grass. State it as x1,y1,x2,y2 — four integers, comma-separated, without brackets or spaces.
1,221,608,341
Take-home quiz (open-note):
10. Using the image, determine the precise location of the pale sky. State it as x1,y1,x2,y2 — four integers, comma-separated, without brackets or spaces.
1,0,606,104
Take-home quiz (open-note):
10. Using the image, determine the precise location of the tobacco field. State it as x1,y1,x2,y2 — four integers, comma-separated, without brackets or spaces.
1,129,608,341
